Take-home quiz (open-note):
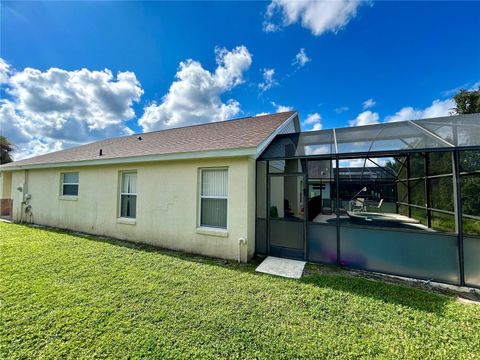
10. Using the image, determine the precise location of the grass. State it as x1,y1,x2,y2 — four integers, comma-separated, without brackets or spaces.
1,222,479,359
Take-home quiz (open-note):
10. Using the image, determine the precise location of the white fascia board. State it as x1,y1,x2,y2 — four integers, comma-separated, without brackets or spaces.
255,112,298,159
0,147,257,171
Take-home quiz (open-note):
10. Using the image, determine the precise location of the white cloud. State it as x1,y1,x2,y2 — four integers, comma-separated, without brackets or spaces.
263,0,366,36
385,98,454,123
470,81,480,90
14,137,64,161
292,48,311,68
340,158,390,168
384,107,419,123
0,58,11,84
303,112,322,131
349,110,380,127
139,46,252,132
0,100,31,145
0,59,143,160
256,112,270,116
305,144,330,155
362,98,376,109
304,112,321,124
259,68,277,92
8,68,142,133
422,99,455,118
346,97,456,130
276,105,293,112
441,81,480,97
334,106,349,114
340,158,366,168
271,101,294,113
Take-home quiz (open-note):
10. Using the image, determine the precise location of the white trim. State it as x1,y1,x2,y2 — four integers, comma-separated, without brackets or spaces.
118,171,137,219
255,112,298,158
60,172,79,197
59,195,78,201
116,217,136,225
333,128,339,154
1,147,257,171
196,227,229,237
198,167,228,229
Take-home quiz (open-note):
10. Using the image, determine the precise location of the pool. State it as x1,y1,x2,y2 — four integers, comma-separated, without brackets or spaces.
347,211,420,224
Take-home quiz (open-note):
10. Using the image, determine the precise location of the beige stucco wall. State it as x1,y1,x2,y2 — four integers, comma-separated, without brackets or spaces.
9,156,256,261
0,171,12,199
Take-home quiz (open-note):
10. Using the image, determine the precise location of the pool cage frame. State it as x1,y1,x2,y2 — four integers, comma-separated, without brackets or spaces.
256,114,480,288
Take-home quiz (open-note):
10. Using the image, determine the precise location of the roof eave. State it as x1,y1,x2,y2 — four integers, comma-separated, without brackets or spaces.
255,111,299,158
0,146,258,171
1,111,299,171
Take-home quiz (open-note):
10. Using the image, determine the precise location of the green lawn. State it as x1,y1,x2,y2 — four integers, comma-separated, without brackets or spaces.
1,223,479,359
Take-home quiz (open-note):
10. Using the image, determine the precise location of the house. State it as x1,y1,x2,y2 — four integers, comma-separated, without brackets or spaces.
1,111,479,288
0,111,300,262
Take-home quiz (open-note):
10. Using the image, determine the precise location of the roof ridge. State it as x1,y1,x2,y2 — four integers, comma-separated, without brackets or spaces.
131,110,297,137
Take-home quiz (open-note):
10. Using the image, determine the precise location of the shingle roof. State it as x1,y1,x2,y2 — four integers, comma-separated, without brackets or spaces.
1,111,296,169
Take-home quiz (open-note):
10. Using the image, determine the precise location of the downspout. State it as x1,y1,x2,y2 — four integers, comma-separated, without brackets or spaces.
238,237,247,263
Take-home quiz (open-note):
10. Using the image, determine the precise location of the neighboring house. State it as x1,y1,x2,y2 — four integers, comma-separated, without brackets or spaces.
0,111,300,262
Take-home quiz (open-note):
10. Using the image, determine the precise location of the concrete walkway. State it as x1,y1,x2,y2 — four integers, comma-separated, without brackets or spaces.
255,256,306,279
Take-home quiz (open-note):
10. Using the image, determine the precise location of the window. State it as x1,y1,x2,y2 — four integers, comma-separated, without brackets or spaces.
61,172,79,196
120,172,137,218
200,169,228,228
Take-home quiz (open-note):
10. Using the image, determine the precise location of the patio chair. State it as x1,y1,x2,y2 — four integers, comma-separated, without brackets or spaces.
270,206,278,218
352,198,365,212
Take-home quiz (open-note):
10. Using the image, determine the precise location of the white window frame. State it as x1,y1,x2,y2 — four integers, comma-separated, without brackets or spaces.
198,168,228,229
60,172,79,197
119,171,137,219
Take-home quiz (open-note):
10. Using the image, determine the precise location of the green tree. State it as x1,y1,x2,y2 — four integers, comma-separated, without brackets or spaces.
453,87,480,114
0,136,14,164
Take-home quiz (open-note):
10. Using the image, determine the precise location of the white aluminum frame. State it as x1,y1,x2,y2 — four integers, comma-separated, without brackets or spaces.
119,171,137,219
198,167,229,229
60,172,79,196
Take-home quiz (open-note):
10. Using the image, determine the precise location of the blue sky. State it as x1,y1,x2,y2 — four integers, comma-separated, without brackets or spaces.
1,1,480,159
